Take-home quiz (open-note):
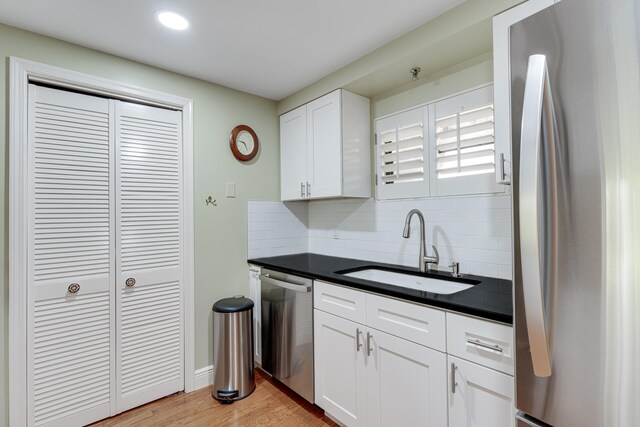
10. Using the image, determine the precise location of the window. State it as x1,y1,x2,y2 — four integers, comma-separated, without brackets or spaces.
435,104,495,179
429,85,497,196
375,108,429,199
375,85,499,200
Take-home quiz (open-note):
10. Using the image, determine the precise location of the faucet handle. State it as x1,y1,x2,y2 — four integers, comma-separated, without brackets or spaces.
449,262,460,277
431,245,440,265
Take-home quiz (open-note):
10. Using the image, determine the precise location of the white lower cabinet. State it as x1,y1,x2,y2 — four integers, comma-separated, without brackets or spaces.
314,309,447,427
314,309,367,427
448,355,515,427
313,281,448,427
313,281,514,427
249,265,261,365
368,329,447,427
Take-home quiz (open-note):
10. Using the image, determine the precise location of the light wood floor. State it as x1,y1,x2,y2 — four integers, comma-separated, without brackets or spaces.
91,369,338,426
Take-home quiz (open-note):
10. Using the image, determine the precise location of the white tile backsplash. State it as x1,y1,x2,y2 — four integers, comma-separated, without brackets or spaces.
247,201,309,259
247,194,513,280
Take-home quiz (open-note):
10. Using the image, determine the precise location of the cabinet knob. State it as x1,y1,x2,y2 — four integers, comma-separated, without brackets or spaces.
67,283,80,293
125,278,136,287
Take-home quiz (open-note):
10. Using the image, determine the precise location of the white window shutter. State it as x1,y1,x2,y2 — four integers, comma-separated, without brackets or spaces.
375,108,429,200
430,86,499,196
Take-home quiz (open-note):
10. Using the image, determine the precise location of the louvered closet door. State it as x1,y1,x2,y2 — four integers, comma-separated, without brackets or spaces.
27,85,115,427
115,101,184,412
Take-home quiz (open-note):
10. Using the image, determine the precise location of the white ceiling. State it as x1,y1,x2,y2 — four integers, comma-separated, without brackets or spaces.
0,0,466,100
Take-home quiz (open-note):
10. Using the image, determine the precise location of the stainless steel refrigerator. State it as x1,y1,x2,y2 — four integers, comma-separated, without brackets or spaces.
510,0,640,426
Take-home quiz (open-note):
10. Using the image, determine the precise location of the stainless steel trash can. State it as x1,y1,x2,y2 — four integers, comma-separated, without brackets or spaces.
212,296,255,403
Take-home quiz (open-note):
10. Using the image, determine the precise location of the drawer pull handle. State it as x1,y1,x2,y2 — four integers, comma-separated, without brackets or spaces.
67,283,80,293
467,338,503,353
356,328,363,352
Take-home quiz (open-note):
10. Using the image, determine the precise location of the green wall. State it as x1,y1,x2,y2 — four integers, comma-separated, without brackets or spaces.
0,23,279,426
1,1,519,425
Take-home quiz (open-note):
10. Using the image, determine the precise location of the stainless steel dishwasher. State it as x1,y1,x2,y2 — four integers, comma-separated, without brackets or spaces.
259,269,314,403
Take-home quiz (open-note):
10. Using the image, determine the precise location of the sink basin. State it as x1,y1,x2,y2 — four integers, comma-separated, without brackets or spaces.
340,268,476,294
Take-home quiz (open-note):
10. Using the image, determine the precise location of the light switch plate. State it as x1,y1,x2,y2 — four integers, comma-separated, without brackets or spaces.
226,182,236,198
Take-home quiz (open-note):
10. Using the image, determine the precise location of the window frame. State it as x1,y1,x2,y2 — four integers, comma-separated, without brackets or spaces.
374,83,501,200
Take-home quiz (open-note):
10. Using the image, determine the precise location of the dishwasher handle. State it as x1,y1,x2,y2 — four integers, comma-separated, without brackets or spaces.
259,274,311,293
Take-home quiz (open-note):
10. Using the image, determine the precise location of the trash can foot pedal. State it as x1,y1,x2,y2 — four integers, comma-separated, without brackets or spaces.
215,390,239,404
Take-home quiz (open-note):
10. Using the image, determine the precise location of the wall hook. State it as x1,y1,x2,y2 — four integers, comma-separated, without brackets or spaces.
206,196,217,206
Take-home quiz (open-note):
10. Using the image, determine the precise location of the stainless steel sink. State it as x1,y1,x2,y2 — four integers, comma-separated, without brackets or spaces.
340,267,476,294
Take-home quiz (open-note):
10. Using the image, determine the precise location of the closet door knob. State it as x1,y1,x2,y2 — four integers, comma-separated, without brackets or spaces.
125,278,136,287
68,283,80,293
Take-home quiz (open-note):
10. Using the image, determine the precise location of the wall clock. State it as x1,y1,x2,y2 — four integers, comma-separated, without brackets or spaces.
229,124,259,161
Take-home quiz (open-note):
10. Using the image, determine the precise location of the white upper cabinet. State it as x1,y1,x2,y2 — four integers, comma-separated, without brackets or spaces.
280,105,307,200
493,0,558,185
280,89,371,201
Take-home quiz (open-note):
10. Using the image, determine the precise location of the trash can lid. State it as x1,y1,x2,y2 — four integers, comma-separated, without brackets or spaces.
212,296,254,313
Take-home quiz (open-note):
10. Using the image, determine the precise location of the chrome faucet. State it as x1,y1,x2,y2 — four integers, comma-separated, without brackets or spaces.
402,209,439,272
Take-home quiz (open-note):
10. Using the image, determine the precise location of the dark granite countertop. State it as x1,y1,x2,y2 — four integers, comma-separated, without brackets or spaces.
248,253,513,324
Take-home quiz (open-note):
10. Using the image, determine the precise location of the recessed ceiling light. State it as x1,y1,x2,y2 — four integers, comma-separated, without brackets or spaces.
156,11,190,31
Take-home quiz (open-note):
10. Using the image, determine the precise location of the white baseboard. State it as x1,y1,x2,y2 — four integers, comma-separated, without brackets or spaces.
194,365,213,390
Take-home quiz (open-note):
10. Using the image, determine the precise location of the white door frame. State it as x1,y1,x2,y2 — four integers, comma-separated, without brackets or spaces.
8,56,196,426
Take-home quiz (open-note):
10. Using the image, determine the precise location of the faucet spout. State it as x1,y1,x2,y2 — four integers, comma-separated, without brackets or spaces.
402,209,439,272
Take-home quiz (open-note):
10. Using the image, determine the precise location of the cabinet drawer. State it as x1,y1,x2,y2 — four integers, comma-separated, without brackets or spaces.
446,312,513,375
366,293,446,352
314,281,366,324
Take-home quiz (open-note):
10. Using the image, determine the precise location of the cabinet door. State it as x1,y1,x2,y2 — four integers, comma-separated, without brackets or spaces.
314,309,367,427
493,0,557,184
367,329,448,427
280,105,308,201
307,90,342,198
27,85,114,427
249,266,261,364
115,101,184,413
448,355,515,427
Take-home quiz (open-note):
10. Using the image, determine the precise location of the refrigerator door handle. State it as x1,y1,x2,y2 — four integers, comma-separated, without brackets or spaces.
519,54,558,378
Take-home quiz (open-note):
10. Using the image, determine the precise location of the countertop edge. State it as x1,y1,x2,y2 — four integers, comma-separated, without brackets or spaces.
248,254,513,325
